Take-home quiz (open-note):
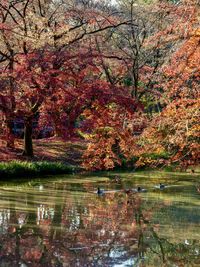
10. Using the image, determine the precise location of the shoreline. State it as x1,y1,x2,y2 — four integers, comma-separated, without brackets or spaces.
0,160,199,180
0,160,82,179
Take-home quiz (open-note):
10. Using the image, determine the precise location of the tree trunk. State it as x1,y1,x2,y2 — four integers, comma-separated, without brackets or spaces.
23,116,33,157
5,118,15,148
54,123,63,137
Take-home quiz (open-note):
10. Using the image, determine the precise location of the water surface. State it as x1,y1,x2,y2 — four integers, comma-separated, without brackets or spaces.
0,171,200,267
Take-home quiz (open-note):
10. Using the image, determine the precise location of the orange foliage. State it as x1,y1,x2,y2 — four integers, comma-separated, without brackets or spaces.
82,103,146,170
135,0,200,169
137,99,200,168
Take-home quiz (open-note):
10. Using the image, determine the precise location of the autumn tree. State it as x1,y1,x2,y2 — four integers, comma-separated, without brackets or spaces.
0,0,130,156
83,0,200,170
135,0,200,168
81,0,167,170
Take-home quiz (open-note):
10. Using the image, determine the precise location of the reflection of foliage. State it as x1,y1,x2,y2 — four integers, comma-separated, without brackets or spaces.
133,200,200,267
0,187,151,266
0,178,200,266
144,231,200,267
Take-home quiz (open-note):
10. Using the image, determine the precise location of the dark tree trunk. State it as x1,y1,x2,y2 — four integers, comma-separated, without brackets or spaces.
5,118,15,148
54,123,63,137
23,116,33,157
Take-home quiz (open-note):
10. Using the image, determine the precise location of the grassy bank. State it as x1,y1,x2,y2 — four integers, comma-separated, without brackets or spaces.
0,161,81,179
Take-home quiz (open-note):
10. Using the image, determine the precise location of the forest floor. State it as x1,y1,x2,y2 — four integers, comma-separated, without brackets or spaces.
0,137,86,166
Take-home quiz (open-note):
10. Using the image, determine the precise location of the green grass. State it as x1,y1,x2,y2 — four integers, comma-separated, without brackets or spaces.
0,160,80,179
142,151,170,160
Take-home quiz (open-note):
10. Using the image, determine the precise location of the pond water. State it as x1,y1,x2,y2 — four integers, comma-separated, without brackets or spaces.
0,171,200,267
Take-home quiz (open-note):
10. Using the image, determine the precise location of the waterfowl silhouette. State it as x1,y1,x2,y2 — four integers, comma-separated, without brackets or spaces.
97,187,104,195
159,183,165,189
154,183,166,190
136,186,147,193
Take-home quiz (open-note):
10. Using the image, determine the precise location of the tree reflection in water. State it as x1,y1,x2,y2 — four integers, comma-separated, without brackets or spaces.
0,183,200,267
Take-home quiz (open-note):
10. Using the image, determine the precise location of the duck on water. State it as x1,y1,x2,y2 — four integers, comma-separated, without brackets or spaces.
124,187,147,194
97,186,147,196
154,183,166,190
136,186,147,193
97,187,104,195
159,183,165,189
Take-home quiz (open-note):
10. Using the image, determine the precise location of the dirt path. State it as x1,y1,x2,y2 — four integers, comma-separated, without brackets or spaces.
0,137,87,166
